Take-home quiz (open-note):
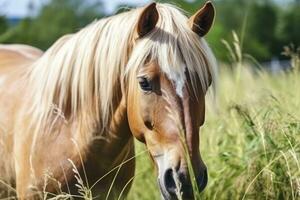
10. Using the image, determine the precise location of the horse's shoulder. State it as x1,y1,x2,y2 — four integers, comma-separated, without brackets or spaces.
0,44,43,71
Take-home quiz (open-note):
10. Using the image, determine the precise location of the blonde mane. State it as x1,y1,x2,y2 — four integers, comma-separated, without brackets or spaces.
24,3,217,146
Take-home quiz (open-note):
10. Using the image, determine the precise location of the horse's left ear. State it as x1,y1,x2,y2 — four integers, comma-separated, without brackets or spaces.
137,3,159,37
188,1,215,37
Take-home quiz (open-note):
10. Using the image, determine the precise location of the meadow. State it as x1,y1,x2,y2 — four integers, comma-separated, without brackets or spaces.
128,50,300,200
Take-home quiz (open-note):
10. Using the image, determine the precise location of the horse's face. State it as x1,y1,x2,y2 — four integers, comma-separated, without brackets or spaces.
127,2,215,199
127,60,207,198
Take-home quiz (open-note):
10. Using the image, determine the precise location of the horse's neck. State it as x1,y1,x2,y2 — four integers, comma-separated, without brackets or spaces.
80,93,134,180
104,94,132,150
87,89,132,160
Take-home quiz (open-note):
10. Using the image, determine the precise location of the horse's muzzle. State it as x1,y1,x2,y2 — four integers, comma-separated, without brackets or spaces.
159,167,208,200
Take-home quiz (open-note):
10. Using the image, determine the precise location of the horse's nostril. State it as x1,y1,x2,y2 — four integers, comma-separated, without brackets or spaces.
164,168,176,195
197,168,208,192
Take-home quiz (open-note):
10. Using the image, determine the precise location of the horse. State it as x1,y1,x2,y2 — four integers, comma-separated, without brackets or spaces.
0,1,216,199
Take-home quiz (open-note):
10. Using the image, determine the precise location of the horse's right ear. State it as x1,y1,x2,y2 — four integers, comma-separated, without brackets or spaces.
137,3,159,38
188,1,215,37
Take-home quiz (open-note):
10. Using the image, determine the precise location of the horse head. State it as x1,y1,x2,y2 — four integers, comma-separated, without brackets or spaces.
126,2,215,199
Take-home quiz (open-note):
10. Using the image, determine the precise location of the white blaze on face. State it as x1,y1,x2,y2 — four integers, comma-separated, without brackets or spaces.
166,66,186,98
174,73,185,98
155,153,171,198
154,150,174,191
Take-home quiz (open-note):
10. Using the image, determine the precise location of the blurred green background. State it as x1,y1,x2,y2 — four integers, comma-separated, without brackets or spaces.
0,0,299,63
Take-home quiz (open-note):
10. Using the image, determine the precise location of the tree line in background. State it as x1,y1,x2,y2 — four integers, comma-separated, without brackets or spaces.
0,0,299,62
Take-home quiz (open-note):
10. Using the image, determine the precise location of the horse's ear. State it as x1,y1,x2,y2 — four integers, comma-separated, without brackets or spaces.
137,3,159,37
188,1,215,37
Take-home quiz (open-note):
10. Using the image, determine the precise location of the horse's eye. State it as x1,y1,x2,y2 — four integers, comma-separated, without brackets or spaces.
138,77,152,92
